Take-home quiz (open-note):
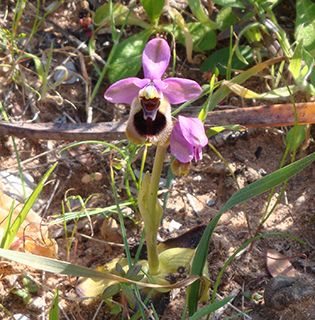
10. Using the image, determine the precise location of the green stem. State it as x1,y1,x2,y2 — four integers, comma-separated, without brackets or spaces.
146,144,167,275
148,145,167,211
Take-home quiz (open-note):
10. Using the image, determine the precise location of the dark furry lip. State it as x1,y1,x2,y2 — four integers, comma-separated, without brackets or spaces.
133,110,167,137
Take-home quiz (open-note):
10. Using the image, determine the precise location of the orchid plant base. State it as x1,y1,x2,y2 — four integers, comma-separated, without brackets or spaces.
77,144,210,307
77,246,210,305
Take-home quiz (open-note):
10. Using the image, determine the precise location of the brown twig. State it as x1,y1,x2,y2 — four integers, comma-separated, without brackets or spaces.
0,102,314,141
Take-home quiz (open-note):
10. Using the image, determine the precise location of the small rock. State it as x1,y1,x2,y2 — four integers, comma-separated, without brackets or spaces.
0,281,6,295
186,194,204,215
264,275,315,311
207,198,216,207
295,195,306,207
100,217,122,243
13,314,30,320
258,168,267,176
81,172,103,184
121,206,134,217
27,297,45,312
168,219,182,232
3,274,19,287
244,167,261,183
192,175,202,181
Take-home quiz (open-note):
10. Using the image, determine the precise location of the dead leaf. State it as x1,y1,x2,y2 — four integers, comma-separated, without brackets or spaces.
100,217,122,243
266,249,298,278
0,182,58,258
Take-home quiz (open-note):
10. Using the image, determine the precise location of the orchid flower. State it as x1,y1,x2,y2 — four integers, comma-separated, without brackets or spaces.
170,116,208,163
104,38,202,145
104,37,202,108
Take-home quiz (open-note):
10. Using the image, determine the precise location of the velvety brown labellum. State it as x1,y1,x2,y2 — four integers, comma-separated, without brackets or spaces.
133,110,167,136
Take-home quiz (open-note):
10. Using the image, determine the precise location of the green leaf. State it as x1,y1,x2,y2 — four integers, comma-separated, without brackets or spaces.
188,151,315,314
289,42,314,85
289,42,303,81
189,296,233,320
20,53,44,83
0,249,198,292
94,2,150,29
0,200,15,248
203,56,285,112
108,30,151,83
188,0,217,28
285,125,307,153
223,81,298,100
94,2,149,28
296,0,315,53
212,0,245,8
23,276,38,293
201,46,253,74
1,163,57,249
102,283,121,300
94,2,111,25
49,289,59,320
0,249,115,279
216,7,238,31
176,22,216,52
141,0,164,23
14,288,31,304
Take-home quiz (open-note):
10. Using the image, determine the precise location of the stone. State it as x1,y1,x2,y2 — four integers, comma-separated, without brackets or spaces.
13,314,31,320
264,276,315,311
27,297,45,312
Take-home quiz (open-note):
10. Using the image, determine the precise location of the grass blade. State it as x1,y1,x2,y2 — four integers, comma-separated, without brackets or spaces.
49,201,133,225
49,289,59,320
189,296,233,320
0,249,198,289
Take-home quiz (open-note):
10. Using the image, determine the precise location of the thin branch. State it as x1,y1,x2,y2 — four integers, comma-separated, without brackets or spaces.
0,102,314,141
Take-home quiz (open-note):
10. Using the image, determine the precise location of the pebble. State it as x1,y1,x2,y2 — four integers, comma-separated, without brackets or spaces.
3,274,19,287
27,297,45,312
258,168,267,176
192,175,202,181
244,167,261,183
100,217,122,243
295,195,306,207
186,194,204,215
207,198,216,207
13,314,30,320
168,219,182,232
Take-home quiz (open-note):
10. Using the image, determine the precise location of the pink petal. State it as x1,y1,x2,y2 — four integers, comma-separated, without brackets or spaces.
153,79,168,91
142,38,170,80
170,125,194,163
161,78,202,104
194,146,203,161
104,78,150,104
178,116,208,147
